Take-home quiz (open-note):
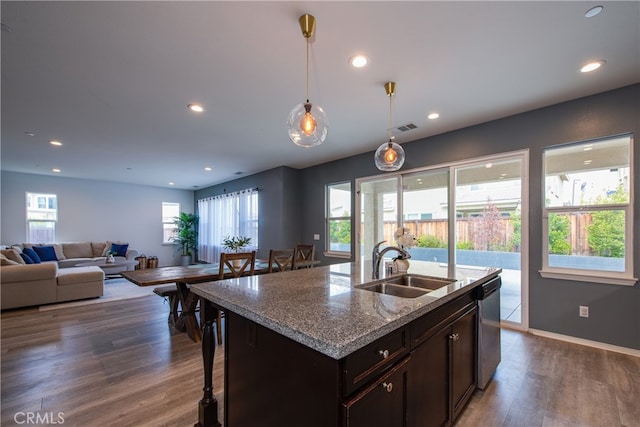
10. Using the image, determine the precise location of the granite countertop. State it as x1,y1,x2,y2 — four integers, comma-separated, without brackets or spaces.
191,260,501,360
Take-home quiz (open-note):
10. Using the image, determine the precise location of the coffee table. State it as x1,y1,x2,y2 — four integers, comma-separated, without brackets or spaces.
75,259,139,278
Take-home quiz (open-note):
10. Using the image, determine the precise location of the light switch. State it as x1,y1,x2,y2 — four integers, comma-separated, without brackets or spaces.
313,234,320,241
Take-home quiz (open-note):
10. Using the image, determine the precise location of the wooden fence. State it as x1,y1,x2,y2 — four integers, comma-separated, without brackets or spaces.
383,214,593,254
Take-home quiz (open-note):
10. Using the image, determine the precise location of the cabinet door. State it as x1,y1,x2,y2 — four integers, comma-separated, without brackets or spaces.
343,356,410,427
408,326,450,427
450,306,477,421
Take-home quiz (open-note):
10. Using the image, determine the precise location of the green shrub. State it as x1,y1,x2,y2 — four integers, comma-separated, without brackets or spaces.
548,213,571,255
587,186,627,258
416,235,447,248
456,241,474,250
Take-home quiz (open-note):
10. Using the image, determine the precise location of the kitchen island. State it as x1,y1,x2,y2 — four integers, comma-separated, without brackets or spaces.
191,261,501,427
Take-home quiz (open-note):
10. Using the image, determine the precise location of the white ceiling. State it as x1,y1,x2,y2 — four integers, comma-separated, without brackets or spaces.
2,1,639,190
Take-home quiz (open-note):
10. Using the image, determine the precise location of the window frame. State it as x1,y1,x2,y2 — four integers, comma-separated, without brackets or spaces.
26,192,57,242
325,181,352,258
162,202,181,244
540,134,636,286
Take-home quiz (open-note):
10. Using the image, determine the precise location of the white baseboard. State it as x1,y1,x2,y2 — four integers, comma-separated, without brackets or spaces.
529,328,640,357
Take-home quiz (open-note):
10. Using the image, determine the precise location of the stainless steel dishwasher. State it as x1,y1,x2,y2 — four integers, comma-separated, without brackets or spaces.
475,276,501,389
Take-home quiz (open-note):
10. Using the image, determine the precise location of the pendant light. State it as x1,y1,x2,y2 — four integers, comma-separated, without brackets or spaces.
375,82,405,171
287,14,328,147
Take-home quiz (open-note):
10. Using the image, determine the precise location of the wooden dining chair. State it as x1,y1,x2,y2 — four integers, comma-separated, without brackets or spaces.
209,251,257,345
267,248,295,273
219,251,256,279
294,243,315,269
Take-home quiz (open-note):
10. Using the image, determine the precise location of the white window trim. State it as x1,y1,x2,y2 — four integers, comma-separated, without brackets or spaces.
325,181,352,257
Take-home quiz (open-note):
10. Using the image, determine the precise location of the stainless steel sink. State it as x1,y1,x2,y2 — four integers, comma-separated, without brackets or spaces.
357,282,430,298
383,274,455,291
356,274,456,298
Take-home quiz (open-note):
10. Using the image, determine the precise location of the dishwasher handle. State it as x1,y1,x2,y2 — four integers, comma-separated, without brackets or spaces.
475,276,501,300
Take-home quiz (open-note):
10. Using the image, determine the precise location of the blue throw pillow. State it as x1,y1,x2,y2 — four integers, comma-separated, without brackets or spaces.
33,245,58,262
22,247,42,263
20,253,34,264
110,243,129,257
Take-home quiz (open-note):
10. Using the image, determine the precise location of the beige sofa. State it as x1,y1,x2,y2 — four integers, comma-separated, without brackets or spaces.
19,241,138,274
0,255,104,310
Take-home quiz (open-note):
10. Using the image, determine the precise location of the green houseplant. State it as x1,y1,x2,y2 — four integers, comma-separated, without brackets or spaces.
171,212,199,266
222,235,252,253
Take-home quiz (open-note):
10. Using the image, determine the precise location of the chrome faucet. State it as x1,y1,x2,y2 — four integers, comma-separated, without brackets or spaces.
372,240,412,279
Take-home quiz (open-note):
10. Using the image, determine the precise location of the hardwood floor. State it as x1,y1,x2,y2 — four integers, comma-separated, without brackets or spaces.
1,295,222,426
2,295,639,426
457,329,640,427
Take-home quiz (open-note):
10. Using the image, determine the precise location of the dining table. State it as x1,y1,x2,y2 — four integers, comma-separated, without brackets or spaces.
121,266,222,342
120,259,319,342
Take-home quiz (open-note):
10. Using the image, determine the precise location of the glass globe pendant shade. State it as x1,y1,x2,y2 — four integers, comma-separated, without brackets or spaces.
375,140,405,171
287,101,328,147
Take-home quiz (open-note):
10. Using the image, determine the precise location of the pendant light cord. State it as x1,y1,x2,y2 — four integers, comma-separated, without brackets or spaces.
388,91,393,142
306,39,310,103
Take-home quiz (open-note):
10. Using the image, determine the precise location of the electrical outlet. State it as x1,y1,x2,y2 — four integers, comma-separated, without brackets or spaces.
579,305,589,318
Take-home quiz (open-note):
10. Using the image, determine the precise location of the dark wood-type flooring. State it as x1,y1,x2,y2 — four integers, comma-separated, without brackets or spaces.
1,294,639,426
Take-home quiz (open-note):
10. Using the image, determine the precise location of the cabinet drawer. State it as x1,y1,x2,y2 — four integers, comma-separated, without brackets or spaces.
343,327,409,396
343,355,410,427
411,292,475,349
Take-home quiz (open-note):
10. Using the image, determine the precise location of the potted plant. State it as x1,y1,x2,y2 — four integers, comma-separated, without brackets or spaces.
222,235,252,252
222,235,252,267
171,212,199,266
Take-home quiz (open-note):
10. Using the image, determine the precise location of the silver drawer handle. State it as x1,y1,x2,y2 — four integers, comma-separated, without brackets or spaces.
378,349,390,359
381,382,393,393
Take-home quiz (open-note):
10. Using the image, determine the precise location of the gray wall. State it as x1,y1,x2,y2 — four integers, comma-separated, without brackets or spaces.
194,166,301,260
1,171,194,267
3,84,637,350
298,84,640,350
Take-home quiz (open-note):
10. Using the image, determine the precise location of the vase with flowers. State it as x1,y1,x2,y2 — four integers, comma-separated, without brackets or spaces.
105,250,116,264
393,227,415,273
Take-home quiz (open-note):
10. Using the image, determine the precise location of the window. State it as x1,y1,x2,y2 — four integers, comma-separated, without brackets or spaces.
26,192,57,242
326,182,352,256
197,188,259,263
162,202,181,243
541,134,635,285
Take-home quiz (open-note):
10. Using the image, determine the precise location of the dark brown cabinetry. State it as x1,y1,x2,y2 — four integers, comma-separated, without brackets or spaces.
409,293,477,427
343,356,410,427
223,290,477,427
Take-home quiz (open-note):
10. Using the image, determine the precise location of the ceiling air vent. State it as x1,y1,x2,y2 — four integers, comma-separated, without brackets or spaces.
395,123,418,133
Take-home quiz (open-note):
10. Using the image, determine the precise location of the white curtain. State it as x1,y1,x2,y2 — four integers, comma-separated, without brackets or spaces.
197,188,259,263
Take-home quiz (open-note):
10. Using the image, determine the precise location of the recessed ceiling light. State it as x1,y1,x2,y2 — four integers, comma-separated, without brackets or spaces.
204,166,213,171
49,140,63,146
187,103,204,113
349,55,368,68
25,131,36,137
584,160,593,165
585,5,603,18
168,182,175,186
583,145,593,151
52,168,61,173
485,163,493,168
427,113,440,120
580,60,605,73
